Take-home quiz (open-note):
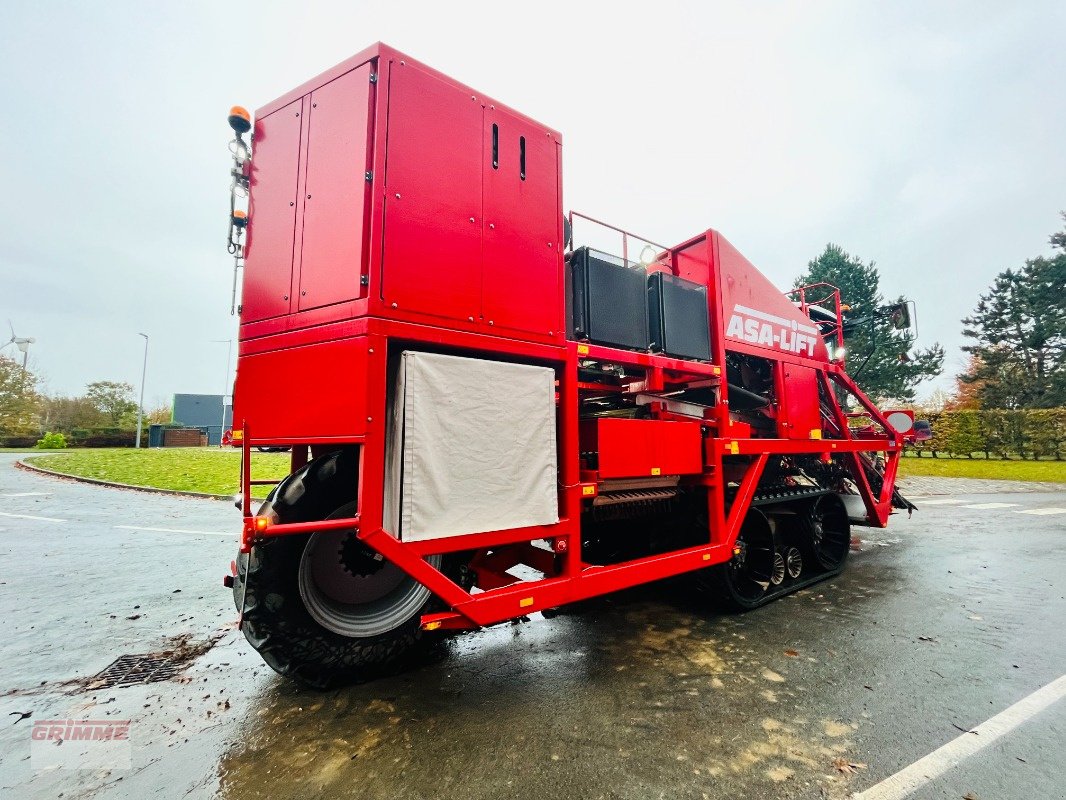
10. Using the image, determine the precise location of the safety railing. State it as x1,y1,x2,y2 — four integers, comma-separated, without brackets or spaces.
788,282,846,357
567,210,672,269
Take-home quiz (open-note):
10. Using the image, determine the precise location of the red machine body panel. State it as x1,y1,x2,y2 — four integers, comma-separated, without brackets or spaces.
778,364,822,439
297,62,374,312
234,337,369,441
236,44,564,349
717,234,829,362
242,99,303,322
582,418,703,479
380,62,484,324
482,106,563,337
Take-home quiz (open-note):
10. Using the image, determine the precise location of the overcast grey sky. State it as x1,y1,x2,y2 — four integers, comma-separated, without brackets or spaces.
2,1,1063,407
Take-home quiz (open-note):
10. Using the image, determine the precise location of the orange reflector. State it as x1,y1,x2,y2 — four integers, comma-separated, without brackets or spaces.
576,344,589,355
519,597,534,608
232,430,243,441
254,517,269,532
733,546,742,556
423,621,442,631
581,485,596,497
702,553,711,561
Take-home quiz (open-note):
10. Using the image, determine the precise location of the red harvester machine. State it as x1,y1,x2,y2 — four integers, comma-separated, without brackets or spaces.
223,43,917,688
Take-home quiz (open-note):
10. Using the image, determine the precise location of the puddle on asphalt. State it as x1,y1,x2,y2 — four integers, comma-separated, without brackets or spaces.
1,576,886,799
212,592,871,800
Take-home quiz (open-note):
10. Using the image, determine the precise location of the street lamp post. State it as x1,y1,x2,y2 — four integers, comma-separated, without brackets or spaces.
211,339,234,446
136,333,148,448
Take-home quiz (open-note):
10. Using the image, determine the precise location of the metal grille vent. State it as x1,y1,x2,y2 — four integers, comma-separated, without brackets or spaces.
87,654,187,689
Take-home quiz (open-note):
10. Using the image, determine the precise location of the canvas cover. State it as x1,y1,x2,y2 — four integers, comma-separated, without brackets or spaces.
384,351,558,542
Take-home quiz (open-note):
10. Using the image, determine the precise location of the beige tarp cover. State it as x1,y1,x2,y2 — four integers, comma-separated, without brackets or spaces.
384,351,558,542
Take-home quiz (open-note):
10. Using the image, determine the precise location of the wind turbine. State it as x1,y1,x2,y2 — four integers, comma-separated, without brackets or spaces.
2,320,35,372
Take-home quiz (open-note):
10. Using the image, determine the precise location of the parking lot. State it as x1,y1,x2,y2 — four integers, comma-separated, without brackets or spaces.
1,453,1064,799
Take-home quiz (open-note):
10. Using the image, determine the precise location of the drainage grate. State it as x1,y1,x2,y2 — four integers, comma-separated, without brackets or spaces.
87,654,187,689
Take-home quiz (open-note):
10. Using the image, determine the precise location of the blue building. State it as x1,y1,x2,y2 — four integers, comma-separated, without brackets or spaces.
171,394,233,446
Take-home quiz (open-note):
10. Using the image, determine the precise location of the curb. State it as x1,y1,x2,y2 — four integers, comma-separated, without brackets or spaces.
16,459,246,502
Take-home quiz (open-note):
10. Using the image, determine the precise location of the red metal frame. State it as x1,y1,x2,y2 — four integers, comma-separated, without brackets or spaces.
789,282,846,356
231,43,906,634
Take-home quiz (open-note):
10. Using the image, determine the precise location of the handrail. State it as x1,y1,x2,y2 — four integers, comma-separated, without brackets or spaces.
787,282,845,357
567,210,671,268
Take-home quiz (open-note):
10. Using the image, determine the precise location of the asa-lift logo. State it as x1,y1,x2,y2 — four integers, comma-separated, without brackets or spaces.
725,304,820,356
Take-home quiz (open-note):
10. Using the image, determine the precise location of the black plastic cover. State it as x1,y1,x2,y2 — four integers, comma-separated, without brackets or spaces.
570,247,649,351
647,272,711,361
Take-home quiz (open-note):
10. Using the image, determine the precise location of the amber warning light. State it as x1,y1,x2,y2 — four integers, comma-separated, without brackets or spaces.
228,105,251,134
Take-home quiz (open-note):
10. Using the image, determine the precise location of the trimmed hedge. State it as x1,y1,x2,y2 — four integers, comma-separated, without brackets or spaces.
1,429,138,448
911,408,1066,460
0,435,38,448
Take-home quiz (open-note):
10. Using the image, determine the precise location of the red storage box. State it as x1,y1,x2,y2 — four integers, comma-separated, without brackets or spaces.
581,418,703,478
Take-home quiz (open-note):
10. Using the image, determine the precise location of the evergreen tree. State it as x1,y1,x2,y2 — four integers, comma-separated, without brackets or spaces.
795,244,944,402
960,216,1066,408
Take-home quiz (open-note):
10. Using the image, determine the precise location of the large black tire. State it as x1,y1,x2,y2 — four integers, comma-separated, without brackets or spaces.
696,507,777,612
803,494,851,572
233,449,444,689
694,496,851,613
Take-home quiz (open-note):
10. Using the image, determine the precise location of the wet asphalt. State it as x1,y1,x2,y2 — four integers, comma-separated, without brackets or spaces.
0,454,1064,800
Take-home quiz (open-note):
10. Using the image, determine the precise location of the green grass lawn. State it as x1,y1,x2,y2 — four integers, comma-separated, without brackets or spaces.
19,447,1066,494
898,455,1066,482
24,448,291,495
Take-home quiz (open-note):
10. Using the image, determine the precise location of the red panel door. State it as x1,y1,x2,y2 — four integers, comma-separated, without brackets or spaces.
381,63,483,323
242,99,303,322
297,63,374,312
482,108,562,335
780,364,821,439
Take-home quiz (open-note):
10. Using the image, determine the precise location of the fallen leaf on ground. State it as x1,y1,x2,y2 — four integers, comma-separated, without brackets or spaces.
831,758,868,774
784,649,799,657
963,793,979,800
917,635,935,642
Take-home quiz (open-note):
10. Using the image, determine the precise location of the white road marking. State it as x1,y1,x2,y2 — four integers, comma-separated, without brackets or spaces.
962,502,1019,510
115,524,231,537
852,673,1066,800
917,498,964,505
0,492,50,498
0,511,66,523
1014,507,1066,516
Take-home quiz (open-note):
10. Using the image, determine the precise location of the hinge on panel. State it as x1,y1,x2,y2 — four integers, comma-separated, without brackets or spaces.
365,171,373,181
369,72,377,83
360,275,369,286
